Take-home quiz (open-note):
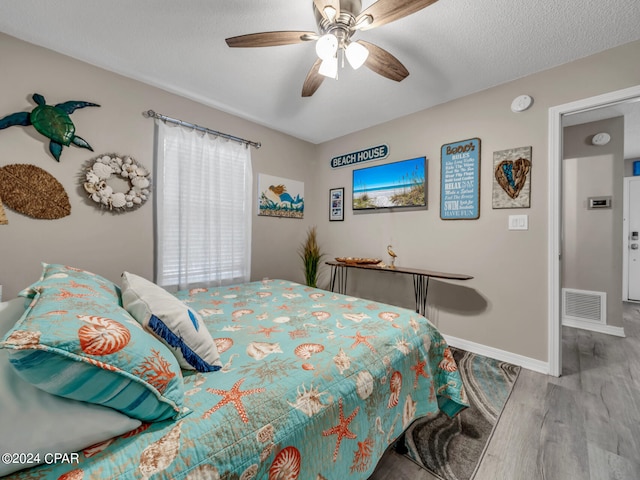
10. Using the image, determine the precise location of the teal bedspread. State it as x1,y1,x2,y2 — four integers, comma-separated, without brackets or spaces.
6,280,468,479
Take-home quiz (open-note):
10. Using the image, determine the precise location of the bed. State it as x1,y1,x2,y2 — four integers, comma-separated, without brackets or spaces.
0,264,468,479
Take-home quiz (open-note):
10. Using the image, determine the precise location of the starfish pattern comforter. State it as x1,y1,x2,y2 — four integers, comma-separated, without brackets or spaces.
6,279,468,479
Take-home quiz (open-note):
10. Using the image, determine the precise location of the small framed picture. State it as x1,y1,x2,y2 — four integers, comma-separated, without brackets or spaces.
329,187,344,221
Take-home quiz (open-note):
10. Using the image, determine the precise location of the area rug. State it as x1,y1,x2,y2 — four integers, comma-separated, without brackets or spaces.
403,348,520,480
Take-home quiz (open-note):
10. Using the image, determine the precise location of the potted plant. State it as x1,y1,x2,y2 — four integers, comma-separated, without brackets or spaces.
299,226,324,288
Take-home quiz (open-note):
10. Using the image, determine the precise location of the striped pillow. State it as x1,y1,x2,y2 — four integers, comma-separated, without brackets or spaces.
1,276,187,422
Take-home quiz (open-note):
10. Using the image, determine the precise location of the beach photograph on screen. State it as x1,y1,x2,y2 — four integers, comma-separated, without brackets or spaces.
352,157,427,210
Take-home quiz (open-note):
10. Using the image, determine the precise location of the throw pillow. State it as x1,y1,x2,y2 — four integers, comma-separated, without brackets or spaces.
0,298,141,477
1,275,188,422
121,272,222,372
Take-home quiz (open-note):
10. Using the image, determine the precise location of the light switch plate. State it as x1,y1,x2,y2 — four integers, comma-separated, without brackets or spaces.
508,214,528,230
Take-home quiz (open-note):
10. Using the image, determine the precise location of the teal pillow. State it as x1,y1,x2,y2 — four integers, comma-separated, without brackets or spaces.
1,275,187,422
0,299,142,477
18,262,121,303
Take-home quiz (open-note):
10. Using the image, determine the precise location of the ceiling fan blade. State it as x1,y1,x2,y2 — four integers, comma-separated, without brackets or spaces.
314,0,340,21
226,31,317,48
358,40,409,82
355,0,439,31
302,59,325,97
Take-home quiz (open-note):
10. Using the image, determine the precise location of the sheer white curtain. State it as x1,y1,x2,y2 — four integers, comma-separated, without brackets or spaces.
155,121,252,291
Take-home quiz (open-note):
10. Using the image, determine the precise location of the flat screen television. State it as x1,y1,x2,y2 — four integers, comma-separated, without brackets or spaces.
352,157,427,211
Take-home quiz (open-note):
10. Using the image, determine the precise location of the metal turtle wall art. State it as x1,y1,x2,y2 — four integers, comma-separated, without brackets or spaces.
0,93,100,161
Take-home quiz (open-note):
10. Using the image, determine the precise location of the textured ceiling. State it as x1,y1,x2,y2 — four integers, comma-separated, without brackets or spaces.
1,0,639,144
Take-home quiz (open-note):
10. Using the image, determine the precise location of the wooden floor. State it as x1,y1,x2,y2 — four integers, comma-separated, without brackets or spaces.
371,302,640,480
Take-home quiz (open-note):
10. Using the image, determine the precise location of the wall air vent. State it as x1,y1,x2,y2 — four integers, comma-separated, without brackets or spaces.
562,288,606,324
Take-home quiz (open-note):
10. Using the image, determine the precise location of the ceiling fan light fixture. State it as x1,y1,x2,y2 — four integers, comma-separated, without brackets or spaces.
319,56,338,78
315,33,338,60
225,0,433,96
354,14,373,30
323,6,337,22
345,41,369,70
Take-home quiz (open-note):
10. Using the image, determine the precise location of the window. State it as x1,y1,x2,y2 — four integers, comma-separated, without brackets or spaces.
155,121,252,291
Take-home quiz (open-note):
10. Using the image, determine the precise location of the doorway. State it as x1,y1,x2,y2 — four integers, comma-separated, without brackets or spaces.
548,84,640,377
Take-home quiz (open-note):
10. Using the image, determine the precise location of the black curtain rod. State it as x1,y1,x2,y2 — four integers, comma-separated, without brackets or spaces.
142,110,261,149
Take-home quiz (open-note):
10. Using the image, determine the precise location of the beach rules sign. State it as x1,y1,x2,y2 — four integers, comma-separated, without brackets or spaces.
440,138,481,220
330,144,389,168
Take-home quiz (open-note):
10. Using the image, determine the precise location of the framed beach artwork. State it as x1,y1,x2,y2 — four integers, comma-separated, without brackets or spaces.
352,157,427,211
258,174,304,218
492,146,532,209
329,187,344,221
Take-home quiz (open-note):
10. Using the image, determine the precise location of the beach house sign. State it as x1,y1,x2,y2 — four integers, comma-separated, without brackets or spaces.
330,144,389,168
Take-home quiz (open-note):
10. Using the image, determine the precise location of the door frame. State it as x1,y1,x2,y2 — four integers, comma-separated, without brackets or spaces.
548,84,640,377
623,176,640,302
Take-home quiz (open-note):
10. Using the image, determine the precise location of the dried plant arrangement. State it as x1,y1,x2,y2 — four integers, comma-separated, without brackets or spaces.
298,226,324,288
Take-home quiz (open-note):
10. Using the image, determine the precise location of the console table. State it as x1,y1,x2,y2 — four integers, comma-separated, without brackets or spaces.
325,261,473,317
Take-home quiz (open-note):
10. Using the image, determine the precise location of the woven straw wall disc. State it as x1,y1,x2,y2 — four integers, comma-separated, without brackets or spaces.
0,164,71,219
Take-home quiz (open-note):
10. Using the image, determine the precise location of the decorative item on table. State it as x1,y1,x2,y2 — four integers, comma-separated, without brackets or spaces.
258,173,304,219
335,257,382,266
82,154,151,212
386,244,397,268
0,93,99,161
0,164,70,219
492,146,532,209
299,226,324,287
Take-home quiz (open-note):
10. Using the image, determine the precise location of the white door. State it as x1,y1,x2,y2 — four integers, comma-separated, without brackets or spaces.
625,177,640,301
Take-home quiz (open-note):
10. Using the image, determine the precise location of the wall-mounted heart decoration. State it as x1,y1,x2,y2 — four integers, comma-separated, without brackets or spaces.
494,158,531,199
492,146,532,209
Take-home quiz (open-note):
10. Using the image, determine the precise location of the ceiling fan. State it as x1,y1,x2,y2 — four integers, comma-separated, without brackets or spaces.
225,0,439,97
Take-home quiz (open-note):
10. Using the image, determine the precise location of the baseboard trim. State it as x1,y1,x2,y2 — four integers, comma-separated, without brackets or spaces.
443,334,549,375
562,318,626,337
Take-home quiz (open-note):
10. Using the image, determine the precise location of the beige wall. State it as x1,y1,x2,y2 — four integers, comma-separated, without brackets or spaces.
562,117,625,327
0,33,316,300
313,40,640,363
1,31,639,365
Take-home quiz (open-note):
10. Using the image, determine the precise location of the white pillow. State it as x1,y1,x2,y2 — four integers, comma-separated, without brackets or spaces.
0,298,141,477
121,272,222,372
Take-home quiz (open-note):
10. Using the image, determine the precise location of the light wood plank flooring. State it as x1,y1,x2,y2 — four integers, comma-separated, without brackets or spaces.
371,302,640,480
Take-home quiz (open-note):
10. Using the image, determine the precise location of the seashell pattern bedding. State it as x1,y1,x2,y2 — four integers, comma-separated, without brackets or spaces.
4,279,468,479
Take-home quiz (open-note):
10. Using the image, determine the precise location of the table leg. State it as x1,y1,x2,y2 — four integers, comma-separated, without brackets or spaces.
330,265,337,292
413,274,429,317
330,265,348,295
